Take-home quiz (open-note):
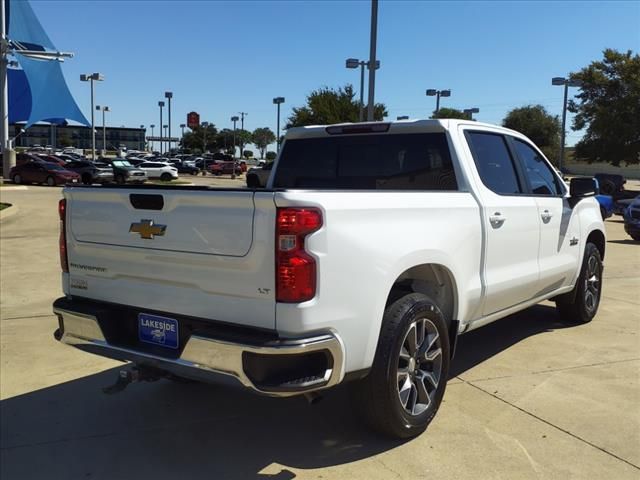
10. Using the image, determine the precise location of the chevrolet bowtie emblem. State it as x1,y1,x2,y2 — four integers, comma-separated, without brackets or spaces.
129,219,166,240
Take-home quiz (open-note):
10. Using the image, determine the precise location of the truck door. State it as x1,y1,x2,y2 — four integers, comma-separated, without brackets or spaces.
509,138,581,293
464,130,541,316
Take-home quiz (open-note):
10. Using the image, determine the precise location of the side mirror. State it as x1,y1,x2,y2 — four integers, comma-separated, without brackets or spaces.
570,177,597,198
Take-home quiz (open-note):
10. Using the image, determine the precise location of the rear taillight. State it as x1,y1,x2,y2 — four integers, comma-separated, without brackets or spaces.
276,208,323,303
59,199,68,273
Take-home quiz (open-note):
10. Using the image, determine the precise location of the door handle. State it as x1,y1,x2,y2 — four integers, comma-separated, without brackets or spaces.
541,209,553,223
489,212,506,228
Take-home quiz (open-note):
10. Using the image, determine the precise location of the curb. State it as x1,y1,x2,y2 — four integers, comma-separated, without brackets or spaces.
0,186,29,191
0,204,18,221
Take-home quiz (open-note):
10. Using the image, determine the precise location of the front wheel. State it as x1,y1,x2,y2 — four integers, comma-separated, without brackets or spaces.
555,242,603,324
46,176,56,187
12,174,21,184
160,173,172,182
350,293,450,438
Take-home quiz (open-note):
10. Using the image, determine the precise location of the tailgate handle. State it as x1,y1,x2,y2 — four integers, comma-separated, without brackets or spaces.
130,194,164,210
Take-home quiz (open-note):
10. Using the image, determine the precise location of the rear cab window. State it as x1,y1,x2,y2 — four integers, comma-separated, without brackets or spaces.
272,132,458,190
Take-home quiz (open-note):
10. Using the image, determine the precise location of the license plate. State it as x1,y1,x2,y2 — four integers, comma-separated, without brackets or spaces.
138,313,179,349
71,179,78,183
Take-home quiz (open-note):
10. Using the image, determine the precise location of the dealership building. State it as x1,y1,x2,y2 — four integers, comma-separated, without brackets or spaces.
8,123,146,151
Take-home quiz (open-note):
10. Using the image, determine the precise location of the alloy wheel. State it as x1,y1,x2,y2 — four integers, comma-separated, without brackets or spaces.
584,254,601,314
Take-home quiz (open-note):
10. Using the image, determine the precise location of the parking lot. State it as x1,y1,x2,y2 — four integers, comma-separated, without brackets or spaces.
0,184,638,479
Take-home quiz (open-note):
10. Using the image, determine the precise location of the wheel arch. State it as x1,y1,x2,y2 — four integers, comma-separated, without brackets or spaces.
587,229,605,260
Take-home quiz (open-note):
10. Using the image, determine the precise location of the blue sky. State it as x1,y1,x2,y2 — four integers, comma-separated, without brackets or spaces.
29,0,640,149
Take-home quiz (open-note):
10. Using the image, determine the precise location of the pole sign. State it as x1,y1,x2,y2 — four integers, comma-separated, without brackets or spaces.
187,112,200,129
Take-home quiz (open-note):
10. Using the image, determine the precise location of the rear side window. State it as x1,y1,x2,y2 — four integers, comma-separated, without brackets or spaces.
512,139,563,196
466,132,522,195
272,132,457,190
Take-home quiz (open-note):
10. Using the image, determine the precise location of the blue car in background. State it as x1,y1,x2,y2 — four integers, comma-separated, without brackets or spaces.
595,194,614,220
623,196,640,241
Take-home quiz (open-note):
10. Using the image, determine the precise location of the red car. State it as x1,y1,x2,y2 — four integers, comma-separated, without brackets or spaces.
208,160,242,176
10,161,80,186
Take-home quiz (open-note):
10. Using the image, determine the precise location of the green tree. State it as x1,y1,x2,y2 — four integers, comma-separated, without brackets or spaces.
502,105,561,161
430,108,469,120
252,127,276,158
243,149,254,159
181,124,218,153
266,151,277,161
286,84,387,128
568,49,640,166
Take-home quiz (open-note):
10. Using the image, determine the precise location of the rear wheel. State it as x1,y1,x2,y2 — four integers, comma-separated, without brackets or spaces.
555,242,603,324
12,174,21,184
46,176,56,187
350,293,450,438
82,173,92,185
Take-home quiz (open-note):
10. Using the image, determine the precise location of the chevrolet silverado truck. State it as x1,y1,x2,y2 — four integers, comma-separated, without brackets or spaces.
53,120,605,438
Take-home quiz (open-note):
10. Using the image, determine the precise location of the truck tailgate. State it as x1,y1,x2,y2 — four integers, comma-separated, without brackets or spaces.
63,187,277,330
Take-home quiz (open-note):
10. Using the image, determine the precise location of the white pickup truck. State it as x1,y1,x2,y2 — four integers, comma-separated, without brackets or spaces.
53,120,605,438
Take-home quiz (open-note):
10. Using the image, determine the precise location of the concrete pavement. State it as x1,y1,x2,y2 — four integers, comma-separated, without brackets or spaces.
1,185,639,479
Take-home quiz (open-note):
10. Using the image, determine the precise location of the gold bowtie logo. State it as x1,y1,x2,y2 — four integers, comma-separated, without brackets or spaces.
129,219,166,240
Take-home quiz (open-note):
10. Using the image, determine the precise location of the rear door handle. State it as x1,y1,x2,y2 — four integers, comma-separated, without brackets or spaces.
541,209,553,222
489,212,506,228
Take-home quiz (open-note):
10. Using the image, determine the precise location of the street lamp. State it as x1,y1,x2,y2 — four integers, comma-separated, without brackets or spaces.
163,124,168,153
140,125,145,151
95,105,110,155
180,123,186,137
552,76,583,171
272,97,285,152
201,121,209,155
463,107,480,121
150,124,155,152
80,72,104,160
426,89,451,114
158,101,165,154
164,91,173,153
345,58,380,122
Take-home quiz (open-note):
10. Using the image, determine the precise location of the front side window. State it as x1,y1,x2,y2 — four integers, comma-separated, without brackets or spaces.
466,132,522,195
512,139,563,196
272,132,457,190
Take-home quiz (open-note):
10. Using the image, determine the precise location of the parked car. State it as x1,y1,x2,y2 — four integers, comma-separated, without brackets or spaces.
594,173,626,196
245,162,274,188
110,160,147,184
63,160,114,184
209,160,241,176
614,197,635,216
10,161,80,186
137,161,179,181
595,194,614,219
623,196,640,241
54,119,605,439
175,163,200,175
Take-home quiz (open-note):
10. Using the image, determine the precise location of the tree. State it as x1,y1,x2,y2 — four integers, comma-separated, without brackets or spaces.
243,149,254,159
502,105,561,161
266,151,277,161
252,127,276,158
286,84,387,128
568,49,640,166
430,108,468,120
181,124,218,153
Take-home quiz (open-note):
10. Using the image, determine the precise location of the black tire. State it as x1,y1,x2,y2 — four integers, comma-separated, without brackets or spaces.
46,176,56,187
555,242,603,324
350,293,450,438
12,174,21,184
160,173,172,182
246,174,260,188
82,173,92,185
631,234,640,242
599,180,616,196
115,174,125,185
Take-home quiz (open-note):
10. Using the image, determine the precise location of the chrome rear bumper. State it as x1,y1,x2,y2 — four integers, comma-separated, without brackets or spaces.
53,302,345,397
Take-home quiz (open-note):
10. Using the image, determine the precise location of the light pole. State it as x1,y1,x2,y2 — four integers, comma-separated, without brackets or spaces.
231,115,239,179
164,91,173,153
95,105,110,155
239,111,248,159
272,97,284,152
426,89,451,115
552,76,582,171
463,107,479,121
158,101,165,154
80,73,104,160
150,124,155,152
180,123,186,151
366,0,379,121
163,124,168,155
180,123,186,137
346,58,380,122
201,121,209,154
140,125,145,150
